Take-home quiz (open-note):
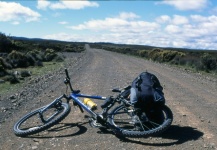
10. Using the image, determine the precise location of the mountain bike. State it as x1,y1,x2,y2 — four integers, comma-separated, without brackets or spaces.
13,69,173,138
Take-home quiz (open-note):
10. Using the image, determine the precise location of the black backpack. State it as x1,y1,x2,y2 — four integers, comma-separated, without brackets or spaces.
132,72,165,106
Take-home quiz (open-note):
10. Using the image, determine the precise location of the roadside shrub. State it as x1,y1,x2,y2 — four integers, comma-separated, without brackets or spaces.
53,55,64,62
64,44,85,52
8,50,29,68
9,75,19,84
45,48,57,61
148,48,163,61
161,51,178,62
0,64,7,77
26,54,36,66
200,53,217,71
78,46,85,51
137,50,148,57
0,32,13,53
170,58,179,65
64,44,78,52
0,57,12,69
149,49,185,63
2,71,21,84
20,70,31,77
195,61,204,71
35,60,43,66
1,75,11,81
64,47,74,52
27,50,44,61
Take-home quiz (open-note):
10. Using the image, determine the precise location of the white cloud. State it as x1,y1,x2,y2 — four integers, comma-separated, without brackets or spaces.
190,15,208,22
44,13,217,50
159,0,208,11
0,1,40,22
163,14,217,49
156,15,188,25
37,0,51,10
58,21,68,25
172,15,189,25
37,0,99,10
165,25,181,34
12,21,20,25
156,15,171,23
119,12,140,20
69,12,159,33
43,32,79,41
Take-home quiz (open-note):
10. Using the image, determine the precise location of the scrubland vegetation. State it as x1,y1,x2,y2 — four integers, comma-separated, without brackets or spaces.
90,43,217,74
0,32,85,85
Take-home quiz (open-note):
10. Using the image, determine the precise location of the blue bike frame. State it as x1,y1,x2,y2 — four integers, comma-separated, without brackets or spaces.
70,93,107,118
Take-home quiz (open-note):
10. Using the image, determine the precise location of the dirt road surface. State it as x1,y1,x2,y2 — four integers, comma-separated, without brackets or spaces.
0,45,217,150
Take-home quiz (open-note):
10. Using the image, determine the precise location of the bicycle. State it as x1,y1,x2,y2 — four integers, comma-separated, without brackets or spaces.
13,69,173,138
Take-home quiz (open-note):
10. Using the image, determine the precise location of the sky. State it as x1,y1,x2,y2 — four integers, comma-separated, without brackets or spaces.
1,0,217,50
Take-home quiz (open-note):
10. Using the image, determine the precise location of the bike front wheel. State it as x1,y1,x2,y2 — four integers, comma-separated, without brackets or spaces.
108,105,173,138
14,102,71,137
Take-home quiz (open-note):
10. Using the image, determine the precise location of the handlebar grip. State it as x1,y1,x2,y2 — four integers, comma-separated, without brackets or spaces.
65,68,70,79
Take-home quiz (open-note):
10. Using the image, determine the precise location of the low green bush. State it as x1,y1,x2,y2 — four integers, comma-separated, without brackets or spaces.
2,74,20,84
200,53,217,71
0,63,7,77
53,55,64,62
137,50,148,57
8,50,30,68
0,57,12,69
44,48,57,61
10,75,19,84
20,70,31,77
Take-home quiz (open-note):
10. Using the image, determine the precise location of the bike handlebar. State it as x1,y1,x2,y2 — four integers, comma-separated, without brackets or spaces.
65,68,70,79
64,68,74,92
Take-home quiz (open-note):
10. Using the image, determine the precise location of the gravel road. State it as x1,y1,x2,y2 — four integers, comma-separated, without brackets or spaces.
0,45,216,150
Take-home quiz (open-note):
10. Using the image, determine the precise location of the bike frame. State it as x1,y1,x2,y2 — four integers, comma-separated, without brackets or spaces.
39,92,107,121
70,93,107,118
43,68,112,122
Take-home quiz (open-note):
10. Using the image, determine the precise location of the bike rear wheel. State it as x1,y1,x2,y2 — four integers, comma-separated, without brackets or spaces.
14,102,70,137
109,105,173,138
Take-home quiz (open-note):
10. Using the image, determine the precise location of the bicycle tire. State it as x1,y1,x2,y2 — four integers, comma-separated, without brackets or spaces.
13,102,71,137
108,105,173,138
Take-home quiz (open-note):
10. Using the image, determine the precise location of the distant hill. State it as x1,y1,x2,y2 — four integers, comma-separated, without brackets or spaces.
10,36,217,52
92,42,217,52
11,36,86,44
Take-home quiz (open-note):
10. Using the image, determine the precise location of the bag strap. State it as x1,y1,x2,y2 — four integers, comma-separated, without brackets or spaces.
135,75,142,88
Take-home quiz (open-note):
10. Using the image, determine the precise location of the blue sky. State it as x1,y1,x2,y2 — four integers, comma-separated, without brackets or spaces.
1,0,217,50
